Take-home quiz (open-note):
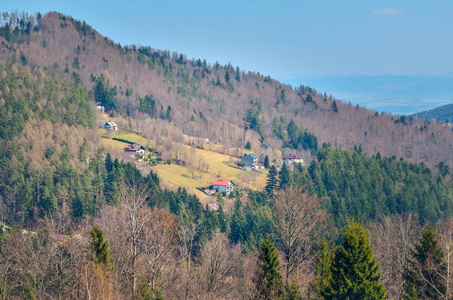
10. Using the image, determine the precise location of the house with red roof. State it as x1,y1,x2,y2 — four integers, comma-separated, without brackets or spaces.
282,153,304,165
211,178,234,193
124,143,145,155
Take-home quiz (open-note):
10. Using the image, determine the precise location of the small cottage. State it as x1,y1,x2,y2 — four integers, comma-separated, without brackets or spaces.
282,153,304,165
241,153,258,167
104,121,118,131
124,143,145,155
96,102,105,113
212,179,234,193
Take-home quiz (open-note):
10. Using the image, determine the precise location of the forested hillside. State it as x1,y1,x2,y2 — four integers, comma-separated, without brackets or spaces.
0,62,99,224
0,10,453,300
415,103,453,123
0,11,452,169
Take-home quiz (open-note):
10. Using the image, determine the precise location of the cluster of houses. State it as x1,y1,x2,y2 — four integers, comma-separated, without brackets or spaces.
241,152,304,169
203,152,303,196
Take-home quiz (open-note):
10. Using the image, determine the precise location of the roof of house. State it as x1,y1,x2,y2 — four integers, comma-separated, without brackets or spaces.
124,143,143,151
283,153,303,160
104,121,117,127
243,153,258,159
212,178,233,186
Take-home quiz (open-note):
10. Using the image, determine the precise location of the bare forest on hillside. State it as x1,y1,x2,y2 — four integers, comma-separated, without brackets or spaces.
0,11,451,169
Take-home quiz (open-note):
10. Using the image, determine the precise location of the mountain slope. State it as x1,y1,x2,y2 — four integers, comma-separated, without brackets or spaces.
0,11,452,169
415,103,453,123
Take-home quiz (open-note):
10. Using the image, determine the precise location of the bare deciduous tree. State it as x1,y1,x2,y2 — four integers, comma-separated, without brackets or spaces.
368,214,420,299
437,219,453,299
196,232,243,299
273,186,328,288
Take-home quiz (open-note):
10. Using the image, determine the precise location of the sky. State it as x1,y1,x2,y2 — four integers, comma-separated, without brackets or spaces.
2,0,453,113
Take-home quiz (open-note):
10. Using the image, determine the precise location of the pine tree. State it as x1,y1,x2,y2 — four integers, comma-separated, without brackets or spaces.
264,155,270,169
323,221,386,299
286,281,301,300
136,276,153,300
90,225,111,268
279,163,290,190
403,225,446,299
255,236,283,299
105,152,113,173
266,166,278,198
331,100,338,112
310,238,332,299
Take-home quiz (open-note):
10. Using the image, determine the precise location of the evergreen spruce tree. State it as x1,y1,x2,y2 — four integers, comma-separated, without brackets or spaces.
135,277,165,300
331,100,339,112
90,225,111,268
255,235,283,299
286,281,301,300
279,163,291,190
136,276,153,300
265,166,278,198
323,221,386,300
105,152,113,173
264,155,270,169
310,238,332,299
403,225,446,299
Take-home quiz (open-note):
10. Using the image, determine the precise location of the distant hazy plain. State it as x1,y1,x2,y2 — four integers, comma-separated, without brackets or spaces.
279,75,453,115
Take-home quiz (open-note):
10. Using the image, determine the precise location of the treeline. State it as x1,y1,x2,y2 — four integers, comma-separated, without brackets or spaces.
0,10,42,42
284,146,452,226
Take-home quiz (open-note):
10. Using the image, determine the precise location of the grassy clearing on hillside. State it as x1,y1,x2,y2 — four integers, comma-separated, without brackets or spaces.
101,131,267,203
101,138,128,149
111,132,150,148
152,144,267,201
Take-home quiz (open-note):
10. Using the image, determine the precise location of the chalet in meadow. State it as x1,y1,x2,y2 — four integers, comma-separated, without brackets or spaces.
104,121,118,131
211,179,234,193
241,153,258,167
124,143,145,155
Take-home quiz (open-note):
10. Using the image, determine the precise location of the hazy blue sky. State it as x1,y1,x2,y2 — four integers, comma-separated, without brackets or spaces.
3,0,453,77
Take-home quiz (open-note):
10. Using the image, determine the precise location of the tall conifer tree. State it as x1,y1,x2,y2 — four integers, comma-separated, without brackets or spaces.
310,238,332,299
279,163,290,190
90,225,111,268
322,221,386,299
266,166,278,198
255,236,283,299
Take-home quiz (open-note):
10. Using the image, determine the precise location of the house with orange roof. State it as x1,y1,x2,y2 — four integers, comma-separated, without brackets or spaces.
211,178,234,193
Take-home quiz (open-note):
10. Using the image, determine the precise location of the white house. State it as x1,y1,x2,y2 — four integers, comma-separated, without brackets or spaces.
104,121,118,131
96,102,105,113
212,179,234,193
124,143,145,155
282,153,304,165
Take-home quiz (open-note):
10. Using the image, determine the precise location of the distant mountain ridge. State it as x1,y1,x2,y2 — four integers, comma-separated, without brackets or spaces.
280,75,453,115
415,103,453,122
